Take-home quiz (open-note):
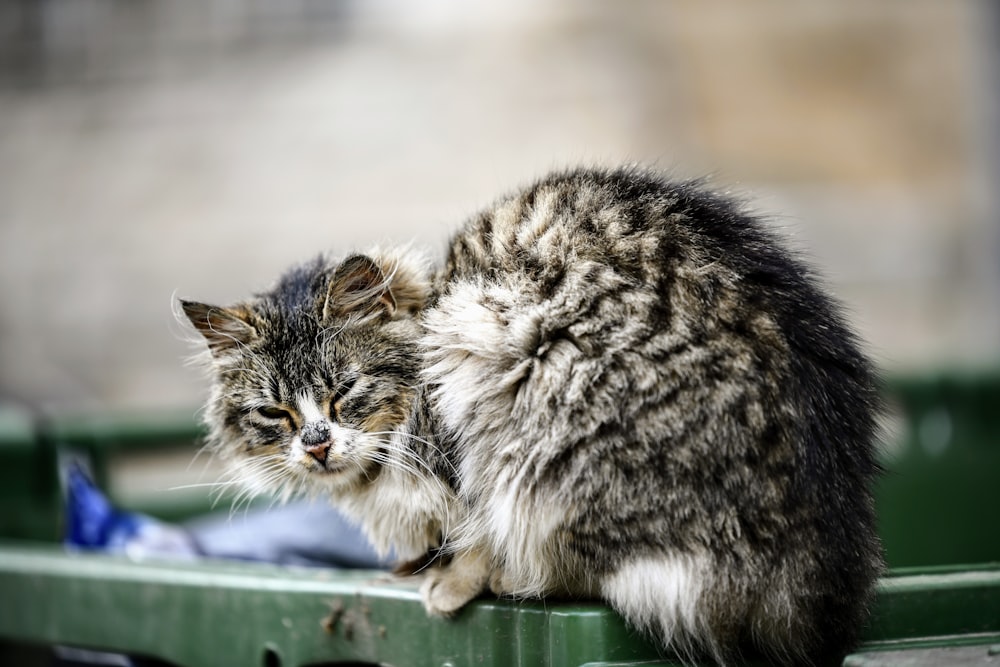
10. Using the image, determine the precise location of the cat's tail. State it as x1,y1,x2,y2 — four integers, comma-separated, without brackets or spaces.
600,553,723,665
600,553,823,666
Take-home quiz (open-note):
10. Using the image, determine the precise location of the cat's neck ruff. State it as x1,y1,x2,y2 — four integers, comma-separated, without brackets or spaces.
333,426,458,562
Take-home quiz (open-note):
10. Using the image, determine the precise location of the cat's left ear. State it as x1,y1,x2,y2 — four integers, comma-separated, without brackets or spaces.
180,300,258,356
323,254,397,322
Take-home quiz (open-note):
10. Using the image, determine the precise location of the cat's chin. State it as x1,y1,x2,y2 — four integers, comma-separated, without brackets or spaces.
321,464,355,478
306,460,380,489
303,460,349,476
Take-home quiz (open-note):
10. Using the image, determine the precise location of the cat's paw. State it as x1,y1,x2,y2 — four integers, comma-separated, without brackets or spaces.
420,567,485,616
488,567,515,596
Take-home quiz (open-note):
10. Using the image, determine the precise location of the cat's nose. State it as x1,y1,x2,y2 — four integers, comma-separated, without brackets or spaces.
301,421,331,462
304,441,330,463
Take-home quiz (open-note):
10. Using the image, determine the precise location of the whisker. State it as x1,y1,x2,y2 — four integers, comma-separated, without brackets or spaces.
168,480,242,492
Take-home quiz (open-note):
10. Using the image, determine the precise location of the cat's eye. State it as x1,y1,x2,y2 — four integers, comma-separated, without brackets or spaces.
334,376,357,400
329,376,358,420
256,406,292,421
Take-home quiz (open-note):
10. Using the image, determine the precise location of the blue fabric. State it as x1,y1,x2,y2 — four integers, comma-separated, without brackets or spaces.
62,460,387,568
64,463,146,550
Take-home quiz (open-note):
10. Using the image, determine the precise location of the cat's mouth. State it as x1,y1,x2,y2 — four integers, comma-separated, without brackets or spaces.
315,456,366,478
313,448,385,483
311,457,348,474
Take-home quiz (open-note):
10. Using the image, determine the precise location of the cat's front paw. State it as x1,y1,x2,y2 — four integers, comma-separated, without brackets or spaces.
419,549,491,617
420,568,474,616
488,567,515,596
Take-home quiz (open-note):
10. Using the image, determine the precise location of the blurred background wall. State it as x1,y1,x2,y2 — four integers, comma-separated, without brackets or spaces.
1,0,998,415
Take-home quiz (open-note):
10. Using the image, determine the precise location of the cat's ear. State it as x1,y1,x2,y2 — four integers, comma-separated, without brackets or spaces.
323,254,397,322
180,300,257,355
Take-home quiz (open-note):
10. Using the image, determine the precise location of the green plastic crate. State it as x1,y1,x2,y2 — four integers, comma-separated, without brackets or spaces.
877,372,1000,568
0,546,998,666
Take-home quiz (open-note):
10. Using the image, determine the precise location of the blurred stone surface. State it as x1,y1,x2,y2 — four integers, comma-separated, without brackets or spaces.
0,0,997,414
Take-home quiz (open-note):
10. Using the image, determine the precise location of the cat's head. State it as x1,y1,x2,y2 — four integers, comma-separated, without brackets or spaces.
180,251,429,499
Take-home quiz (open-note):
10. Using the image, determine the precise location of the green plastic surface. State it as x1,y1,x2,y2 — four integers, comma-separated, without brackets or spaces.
0,545,998,666
0,544,669,667
876,373,1000,568
0,406,59,542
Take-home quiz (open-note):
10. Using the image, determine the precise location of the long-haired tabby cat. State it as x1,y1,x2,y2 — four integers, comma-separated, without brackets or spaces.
181,166,883,665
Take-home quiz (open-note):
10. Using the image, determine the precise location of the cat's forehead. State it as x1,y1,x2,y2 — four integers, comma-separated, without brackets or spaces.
251,304,318,352
252,305,377,370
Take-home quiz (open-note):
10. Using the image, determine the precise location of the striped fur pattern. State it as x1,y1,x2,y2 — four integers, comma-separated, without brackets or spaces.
182,166,883,665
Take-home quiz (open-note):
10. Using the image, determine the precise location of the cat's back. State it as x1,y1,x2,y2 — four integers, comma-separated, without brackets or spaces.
440,167,695,295
423,167,693,446
433,166,806,348
422,165,874,461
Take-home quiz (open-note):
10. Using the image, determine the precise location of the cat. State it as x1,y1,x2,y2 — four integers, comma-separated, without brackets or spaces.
181,165,883,665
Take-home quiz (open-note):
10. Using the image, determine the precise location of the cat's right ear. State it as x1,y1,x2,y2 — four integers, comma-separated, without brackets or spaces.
322,254,397,322
180,300,257,355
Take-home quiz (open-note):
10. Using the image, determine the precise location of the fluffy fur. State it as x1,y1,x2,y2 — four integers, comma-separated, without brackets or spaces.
181,166,883,665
